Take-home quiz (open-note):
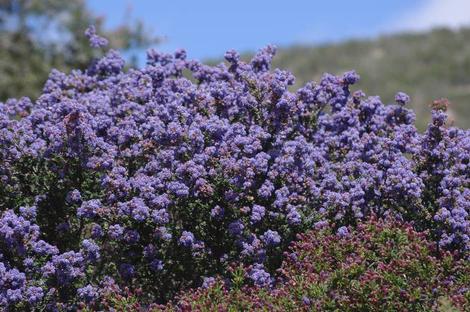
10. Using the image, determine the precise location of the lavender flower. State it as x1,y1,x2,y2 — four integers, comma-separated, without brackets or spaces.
395,91,411,105
77,199,101,219
77,284,98,303
249,264,271,287
179,231,195,248
228,220,245,236
81,239,100,262
19,206,37,220
25,286,43,305
202,276,216,289
250,205,265,224
90,224,103,239
84,25,109,48
149,259,164,272
210,205,224,220
152,209,169,224
262,230,281,247
337,226,349,238
66,189,82,204
108,224,124,240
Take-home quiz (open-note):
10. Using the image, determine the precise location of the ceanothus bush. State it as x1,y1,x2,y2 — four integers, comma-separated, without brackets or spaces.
0,26,468,309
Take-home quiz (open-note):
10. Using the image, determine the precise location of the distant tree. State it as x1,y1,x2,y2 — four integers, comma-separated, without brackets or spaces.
0,0,158,100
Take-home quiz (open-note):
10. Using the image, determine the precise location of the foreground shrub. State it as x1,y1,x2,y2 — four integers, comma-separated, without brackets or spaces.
0,26,468,309
165,217,470,311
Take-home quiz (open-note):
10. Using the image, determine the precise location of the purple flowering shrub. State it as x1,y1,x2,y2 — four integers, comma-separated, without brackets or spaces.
164,217,470,311
0,27,469,309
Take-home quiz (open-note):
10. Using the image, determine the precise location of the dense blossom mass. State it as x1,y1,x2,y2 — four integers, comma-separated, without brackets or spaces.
0,27,469,309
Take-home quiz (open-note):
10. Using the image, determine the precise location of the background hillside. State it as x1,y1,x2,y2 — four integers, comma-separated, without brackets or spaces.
209,27,470,130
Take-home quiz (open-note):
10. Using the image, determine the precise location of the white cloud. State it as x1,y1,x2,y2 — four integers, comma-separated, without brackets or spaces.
390,0,470,32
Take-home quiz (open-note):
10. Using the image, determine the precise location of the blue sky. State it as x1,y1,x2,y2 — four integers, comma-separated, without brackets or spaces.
87,0,470,61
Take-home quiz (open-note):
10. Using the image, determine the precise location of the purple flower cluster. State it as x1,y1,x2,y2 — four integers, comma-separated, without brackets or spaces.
261,230,281,247
0,264,26,306
77,199,101,219
77,284,98,303
179,231,195,248
0,26,468,308
84,25,109,48
249,263,272,287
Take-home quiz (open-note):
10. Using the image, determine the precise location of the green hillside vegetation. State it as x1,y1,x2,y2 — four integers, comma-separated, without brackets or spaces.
212,27,470,130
